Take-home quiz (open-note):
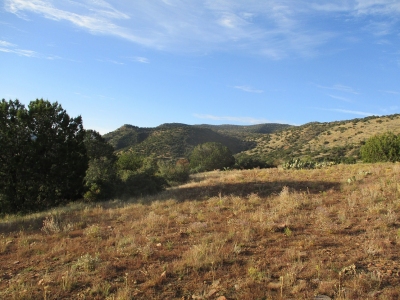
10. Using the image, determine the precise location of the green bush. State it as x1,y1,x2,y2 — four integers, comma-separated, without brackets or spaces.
189,142,235,172
158,159,190,185
360,132,400,163
116,152,166,199
234,153,273,169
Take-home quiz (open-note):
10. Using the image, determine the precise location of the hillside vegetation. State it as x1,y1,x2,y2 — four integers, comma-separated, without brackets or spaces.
244,114,400,164
103,124,256,158
103,114,400,165
1,163,400,299
104,123,289,159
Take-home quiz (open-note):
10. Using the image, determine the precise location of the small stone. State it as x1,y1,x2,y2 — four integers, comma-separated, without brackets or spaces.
156,243,162,247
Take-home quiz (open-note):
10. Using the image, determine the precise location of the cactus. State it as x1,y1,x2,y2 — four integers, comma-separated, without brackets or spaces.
282,158,336,170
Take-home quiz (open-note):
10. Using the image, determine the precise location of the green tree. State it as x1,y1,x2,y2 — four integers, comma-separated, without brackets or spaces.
116,152,166,199
360,132,400,163
83,130,118,202
0,100,33,212
158,158,190,185
0,99,87,213
189,142,235,172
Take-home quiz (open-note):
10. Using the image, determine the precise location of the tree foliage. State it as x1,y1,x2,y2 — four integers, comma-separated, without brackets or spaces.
189,142,235,172
158,158,190,185
0,99,87,213
83,130,118,202
360,132,400,163
116,152,166,199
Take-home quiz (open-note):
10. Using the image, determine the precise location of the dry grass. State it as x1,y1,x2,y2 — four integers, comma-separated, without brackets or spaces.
247,114,400,159
1,163,400,299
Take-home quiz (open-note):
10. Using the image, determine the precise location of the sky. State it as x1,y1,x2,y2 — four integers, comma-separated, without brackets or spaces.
1,0,400,134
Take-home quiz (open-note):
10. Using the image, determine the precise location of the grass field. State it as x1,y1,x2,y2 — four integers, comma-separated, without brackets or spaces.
1,163,400,299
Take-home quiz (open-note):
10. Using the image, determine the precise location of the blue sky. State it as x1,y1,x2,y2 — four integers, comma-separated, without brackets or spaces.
1,0,400,134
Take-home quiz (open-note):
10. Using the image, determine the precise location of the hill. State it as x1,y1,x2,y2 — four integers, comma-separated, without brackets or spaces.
244,114,400,164
103,123,290,158
1,163,400,299
103,114,400,164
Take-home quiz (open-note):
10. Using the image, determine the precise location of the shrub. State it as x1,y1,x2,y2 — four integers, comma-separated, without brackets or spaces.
360,132,400,163
234,153,274,169
158,159,190,185
189,142,235,172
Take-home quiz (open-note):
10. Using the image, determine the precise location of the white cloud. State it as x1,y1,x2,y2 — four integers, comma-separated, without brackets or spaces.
0,40,16,47
315,83,360,95
328,94,352,102
381,90,400,95
234,85,263,93
4,0,400,58
318,108,374,116
130,57,149,63
193,113,270,124
0,39,37,57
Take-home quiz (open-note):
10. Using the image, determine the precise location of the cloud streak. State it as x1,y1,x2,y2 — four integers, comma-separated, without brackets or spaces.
317,108,374,116
315,83,360,95
194,114,270,124
4,0,400,58
234,85,263,93
0,39,37,57
328,94,352,102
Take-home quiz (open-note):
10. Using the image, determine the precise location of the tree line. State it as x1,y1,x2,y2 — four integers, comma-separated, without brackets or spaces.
3,98,393,214
1,99,250,214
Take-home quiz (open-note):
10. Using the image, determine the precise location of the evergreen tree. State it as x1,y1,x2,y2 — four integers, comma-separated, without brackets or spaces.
0,99,87,213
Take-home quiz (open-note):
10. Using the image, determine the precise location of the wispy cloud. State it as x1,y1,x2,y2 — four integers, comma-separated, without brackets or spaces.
0,39,37,57
315,83,360,95
193,113,269,124
130,57,150,63
97,58,124,65
317,107,374,116
234,85,263,93
328,94,352,102
381,90,400,95
4,0,400,58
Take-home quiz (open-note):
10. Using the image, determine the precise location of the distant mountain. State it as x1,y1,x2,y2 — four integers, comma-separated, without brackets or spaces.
103,122,289,159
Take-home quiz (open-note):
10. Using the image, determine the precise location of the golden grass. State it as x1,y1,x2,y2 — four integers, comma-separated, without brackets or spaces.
1,163,400,299
247,114,400,159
